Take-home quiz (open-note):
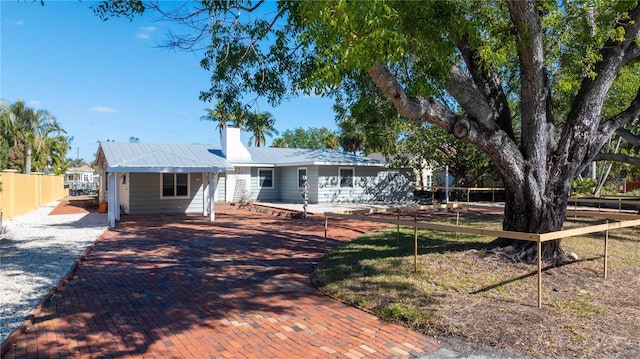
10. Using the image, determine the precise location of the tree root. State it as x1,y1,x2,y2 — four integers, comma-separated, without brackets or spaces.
488,238,570,265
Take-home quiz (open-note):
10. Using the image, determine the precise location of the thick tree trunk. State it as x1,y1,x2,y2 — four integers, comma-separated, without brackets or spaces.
490,179,569,264
25,144,32,175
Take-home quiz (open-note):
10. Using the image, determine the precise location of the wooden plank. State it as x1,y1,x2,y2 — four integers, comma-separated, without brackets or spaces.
331,203,465,216
327,208,640,243
566,210,640,220
426,186,505,191
539,218,640,241
326,212,541,241
568,197,640,206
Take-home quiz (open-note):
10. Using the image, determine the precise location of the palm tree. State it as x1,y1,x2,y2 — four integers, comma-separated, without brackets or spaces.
337,116,366,154
271,138,287,148
200,99,247,133
1,99,64,173
0,103,12,169
40,134,71,174
245,111,278,147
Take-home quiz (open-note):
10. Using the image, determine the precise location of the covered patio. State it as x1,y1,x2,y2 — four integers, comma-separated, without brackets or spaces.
95,142,234,227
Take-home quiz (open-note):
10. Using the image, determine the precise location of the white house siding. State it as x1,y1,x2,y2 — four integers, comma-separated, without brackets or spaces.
118,173,130,214
250,167,280,202
279,166,301,203
317,166,413,203
225,167,251,202
307,166,319,203
216,173,226,202
278,166,320,203
126,173,205,214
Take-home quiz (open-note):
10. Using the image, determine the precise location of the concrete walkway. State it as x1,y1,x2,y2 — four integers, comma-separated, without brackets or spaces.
2,205,439,358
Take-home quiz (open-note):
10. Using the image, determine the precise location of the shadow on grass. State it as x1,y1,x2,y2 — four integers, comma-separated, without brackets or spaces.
469,256,603,295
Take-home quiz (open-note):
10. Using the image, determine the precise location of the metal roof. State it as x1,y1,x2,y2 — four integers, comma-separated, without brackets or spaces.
245,147,386,167
99,142,234,173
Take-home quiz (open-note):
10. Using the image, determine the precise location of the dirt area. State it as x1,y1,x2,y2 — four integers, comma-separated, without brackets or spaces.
313,208,640,359
431,248,640,358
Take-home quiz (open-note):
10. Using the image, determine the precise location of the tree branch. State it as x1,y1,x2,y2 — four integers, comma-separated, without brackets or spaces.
615,127,640,148
565,3,640,129
446,66,494,126
507,0,550,160
554,3,640,182
368,62,525,189
623,42,640,66
594,152,640,167
367,62,459,130
451,32,515,140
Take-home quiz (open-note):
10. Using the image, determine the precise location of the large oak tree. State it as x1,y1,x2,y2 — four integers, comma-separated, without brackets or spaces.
96,0,640,262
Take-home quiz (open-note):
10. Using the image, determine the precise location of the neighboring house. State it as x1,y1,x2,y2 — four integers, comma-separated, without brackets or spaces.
64,165,99,195
95,126,413,226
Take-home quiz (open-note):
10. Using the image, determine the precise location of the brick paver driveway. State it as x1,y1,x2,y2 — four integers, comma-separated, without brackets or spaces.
3,206,439,358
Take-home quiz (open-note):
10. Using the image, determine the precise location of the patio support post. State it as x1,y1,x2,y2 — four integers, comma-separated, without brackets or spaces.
107,172,116,227
209,173,217,221
203,172,210,216
115,173,120,221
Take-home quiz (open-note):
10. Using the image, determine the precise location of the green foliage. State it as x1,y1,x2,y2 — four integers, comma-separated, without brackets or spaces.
92,0,145,21
92,0,640,207
67,158,88,168
270,127,339,149
245,110,278,147
336,116,366,154
333,72,408,156
0,99,68,173
200,99,247,132
395,125,498,187
571,178,597,196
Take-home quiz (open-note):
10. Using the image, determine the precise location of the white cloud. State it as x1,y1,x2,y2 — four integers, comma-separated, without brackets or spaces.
14,20,24,26
27,100,41,107
135,26,156,40
90,106,119,113
177,110,188,115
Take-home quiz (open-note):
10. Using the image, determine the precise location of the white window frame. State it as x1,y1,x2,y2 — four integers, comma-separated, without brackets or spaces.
160,173,190,199
258,168,274,189
298,167,308,188
339,167,354,188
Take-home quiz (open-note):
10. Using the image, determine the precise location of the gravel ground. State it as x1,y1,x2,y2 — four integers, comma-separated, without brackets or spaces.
0,201,107,344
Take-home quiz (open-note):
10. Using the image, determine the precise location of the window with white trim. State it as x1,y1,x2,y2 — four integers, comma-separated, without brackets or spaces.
298,168,307,188
339,167,354,188
258,169,274,188
161,173,189,198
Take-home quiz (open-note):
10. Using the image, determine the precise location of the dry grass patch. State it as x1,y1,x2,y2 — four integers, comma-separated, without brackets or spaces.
312,210,640,358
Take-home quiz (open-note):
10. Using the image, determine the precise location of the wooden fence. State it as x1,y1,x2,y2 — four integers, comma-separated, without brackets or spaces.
0,171,66,219
323,202,640,308
414,186,505,202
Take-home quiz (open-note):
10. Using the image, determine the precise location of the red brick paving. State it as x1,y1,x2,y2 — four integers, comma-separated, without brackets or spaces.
2,205,439,358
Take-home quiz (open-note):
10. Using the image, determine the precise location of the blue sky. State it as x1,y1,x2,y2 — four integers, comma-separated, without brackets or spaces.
0,1,337,162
